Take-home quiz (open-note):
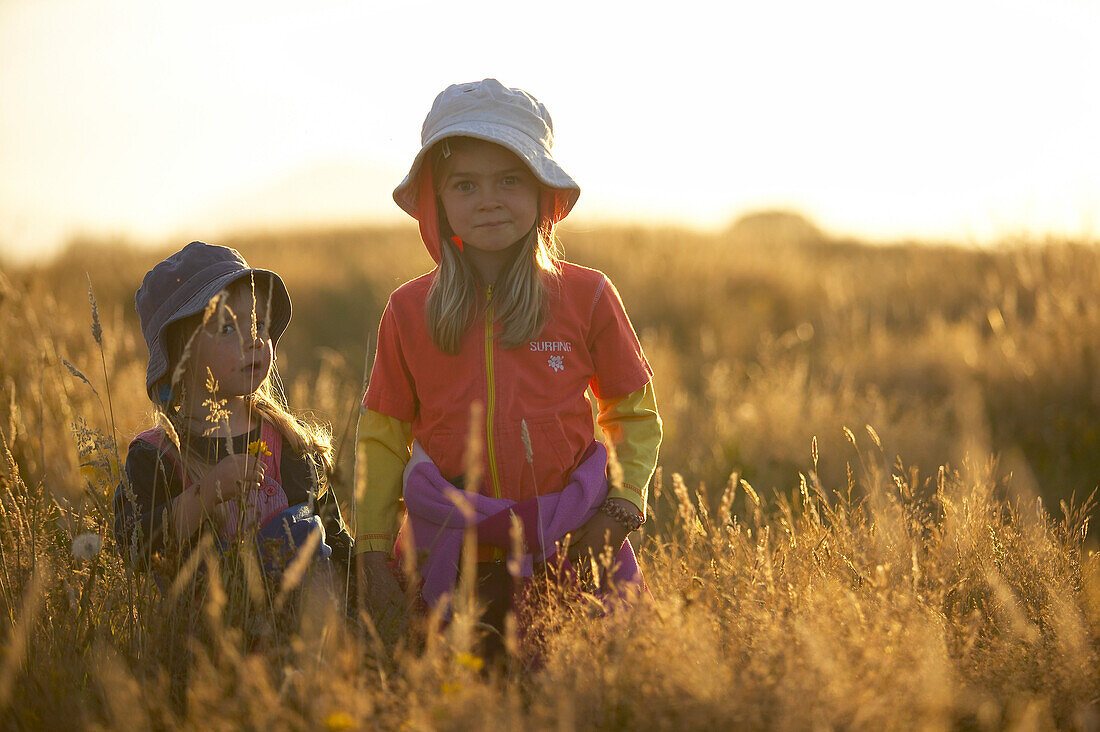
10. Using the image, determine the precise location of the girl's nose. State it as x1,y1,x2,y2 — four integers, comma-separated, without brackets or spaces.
475,191,502,210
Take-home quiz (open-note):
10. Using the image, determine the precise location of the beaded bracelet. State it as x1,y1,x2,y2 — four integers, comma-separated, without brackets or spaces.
599,500,645,532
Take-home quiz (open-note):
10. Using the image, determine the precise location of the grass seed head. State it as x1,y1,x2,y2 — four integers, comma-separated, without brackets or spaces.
86,276,102,347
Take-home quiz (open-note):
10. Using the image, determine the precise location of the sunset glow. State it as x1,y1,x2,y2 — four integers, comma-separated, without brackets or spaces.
2,0,1097,259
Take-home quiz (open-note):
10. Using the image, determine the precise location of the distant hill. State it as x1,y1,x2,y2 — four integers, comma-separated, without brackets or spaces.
726,210,826,247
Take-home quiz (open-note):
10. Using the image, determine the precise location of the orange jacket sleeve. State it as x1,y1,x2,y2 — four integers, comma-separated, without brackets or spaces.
587,276,653,400
363,300,418,423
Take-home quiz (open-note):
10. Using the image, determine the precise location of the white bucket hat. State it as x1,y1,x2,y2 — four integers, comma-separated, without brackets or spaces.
393,79,580,228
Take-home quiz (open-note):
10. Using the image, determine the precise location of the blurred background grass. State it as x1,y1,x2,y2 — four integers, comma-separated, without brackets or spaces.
6,212,1097,527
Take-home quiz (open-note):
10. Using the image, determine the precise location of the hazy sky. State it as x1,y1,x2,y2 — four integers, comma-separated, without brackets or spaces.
2,0,1098,259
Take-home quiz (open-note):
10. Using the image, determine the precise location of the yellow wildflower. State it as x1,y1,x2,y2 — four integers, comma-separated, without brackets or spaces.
322,711,355,731
454,651,484,671
247,439,272,457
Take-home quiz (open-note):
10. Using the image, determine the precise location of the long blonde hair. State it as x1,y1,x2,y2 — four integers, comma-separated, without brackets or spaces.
425,138,563,354
152,283,334,492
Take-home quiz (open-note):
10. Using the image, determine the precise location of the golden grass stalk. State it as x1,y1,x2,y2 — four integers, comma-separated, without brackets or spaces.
274,526,321,611
452,401,485,652
0,559,47,707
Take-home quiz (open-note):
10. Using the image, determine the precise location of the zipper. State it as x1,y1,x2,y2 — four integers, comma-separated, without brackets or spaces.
484,285,502,500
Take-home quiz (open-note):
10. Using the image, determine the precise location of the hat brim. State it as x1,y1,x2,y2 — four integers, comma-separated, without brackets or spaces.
393,121,580,224
144,268,292,397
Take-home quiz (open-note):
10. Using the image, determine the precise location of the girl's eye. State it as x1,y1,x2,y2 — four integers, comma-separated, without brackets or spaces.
220,323,237,336
501,175,519,186
454,180,475,193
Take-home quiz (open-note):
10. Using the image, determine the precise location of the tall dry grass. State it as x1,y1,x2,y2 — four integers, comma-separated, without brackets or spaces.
0,217,1097,728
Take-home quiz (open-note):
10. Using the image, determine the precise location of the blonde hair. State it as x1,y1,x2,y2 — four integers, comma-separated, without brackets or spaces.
425,138,563,354
152,281,334,492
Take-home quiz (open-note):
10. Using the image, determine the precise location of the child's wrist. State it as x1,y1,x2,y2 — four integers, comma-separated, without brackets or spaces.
600,498,645,532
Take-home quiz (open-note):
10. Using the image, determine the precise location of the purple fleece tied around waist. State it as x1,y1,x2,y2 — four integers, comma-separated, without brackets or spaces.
402,440,644,608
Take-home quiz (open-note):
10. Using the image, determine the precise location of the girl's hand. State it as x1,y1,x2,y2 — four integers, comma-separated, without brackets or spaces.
168,454,264,542
358,551,408,645
563,498,633,583
200,454,265,510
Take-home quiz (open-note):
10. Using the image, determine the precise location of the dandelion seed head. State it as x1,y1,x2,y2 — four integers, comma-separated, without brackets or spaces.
71,532,102,561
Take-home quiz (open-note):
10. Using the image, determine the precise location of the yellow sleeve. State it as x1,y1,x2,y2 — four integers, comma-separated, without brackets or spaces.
353,408,412,555
595,382,662,515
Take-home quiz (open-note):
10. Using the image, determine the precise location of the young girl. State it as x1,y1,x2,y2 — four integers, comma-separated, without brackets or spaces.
355,79,662,642
113,241,353,583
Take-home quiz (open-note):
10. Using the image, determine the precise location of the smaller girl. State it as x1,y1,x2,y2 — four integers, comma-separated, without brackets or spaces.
113,241,353,584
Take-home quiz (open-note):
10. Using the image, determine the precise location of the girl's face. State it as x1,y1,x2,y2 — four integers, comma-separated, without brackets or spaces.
436,140,539,254
187,283,273,399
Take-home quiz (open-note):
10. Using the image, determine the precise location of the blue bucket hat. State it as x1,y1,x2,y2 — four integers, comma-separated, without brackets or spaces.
136,241,292,399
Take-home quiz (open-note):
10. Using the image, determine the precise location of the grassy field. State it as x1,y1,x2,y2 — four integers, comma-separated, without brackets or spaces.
0,215,1098,728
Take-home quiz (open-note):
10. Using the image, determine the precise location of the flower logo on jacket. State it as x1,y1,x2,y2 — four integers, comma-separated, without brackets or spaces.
548,355,564,372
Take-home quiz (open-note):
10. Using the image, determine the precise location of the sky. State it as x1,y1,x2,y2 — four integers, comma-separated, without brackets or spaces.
2,0,1098,261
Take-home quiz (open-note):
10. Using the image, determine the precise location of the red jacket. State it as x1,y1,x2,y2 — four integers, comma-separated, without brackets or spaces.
363,262,652,503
